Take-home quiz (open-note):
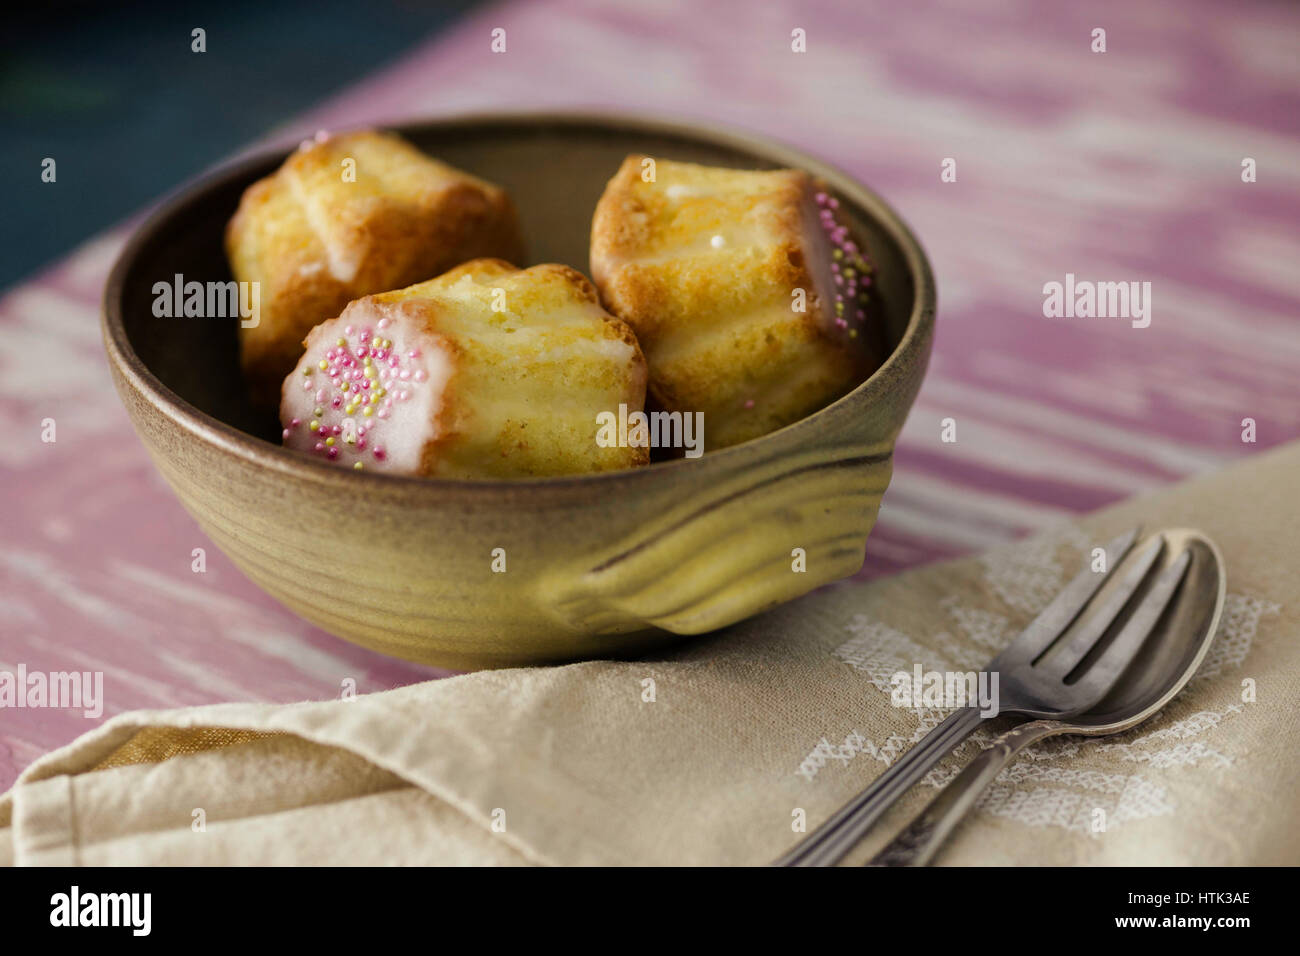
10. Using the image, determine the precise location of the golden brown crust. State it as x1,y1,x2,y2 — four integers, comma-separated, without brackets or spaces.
228,130,525,408
590,155,874,449
340,261,648,477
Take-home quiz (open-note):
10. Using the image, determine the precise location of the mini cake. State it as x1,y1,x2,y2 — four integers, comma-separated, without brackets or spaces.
590,155,879,449
280,259,648,478
228,129,525,407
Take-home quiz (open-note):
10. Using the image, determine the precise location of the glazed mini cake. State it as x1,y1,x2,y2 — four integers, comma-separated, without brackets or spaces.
228,129,525,407
590,155,879,449
280,259,648,478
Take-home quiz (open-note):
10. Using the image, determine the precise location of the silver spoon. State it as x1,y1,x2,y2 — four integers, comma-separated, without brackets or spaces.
780,526,1174,866
868,528,1226,866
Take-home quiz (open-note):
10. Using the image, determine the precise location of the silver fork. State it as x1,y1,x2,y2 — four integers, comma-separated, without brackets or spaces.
776,527,1191,867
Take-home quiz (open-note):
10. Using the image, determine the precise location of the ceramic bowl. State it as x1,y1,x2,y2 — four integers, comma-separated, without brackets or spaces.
102,112,936,669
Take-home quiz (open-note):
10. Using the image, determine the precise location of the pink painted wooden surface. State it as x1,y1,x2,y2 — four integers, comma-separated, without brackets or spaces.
2,0,1298,790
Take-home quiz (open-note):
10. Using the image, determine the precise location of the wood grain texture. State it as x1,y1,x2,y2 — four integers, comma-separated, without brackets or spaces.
2,0,1297,790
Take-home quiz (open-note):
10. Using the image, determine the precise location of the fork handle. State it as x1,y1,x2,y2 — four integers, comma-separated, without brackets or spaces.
775,706,986,866
867,720,1060,867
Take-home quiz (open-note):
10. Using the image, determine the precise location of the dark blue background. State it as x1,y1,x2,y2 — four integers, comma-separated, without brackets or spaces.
1,0,480,291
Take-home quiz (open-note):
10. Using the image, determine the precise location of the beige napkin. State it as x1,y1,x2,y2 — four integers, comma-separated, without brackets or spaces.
3,442,1297,866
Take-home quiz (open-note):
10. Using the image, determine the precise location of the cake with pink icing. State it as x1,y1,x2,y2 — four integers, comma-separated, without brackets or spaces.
590,155,881,450
280,259,648,478
228,129,525,409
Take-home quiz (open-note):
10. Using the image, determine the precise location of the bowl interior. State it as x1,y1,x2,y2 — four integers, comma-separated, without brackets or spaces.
117,115,920,448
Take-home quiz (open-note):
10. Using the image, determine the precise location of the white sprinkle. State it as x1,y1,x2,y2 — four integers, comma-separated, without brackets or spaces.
710,235,726,249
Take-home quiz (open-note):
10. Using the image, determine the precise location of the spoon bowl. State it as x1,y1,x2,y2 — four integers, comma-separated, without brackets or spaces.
1043,528,1225,734
869,527,1226,866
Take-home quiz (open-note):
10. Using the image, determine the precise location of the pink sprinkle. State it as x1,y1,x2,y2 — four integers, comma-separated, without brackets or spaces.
377,409,389,419
373,447,386,461
282,428,290,440
384,398,393,407
828,197,839,209
315,388,326,403
344,325,354,335
331,425,341,436
356,438,367,451
835,317,848,329
814,192,827,204
360,328,372,341
301,380,312,390
357,347,368,359
844,242,858,255
743,399,755,409
856,310,865,320
327,447,338,460
408,350,420,359
377,317,390,330
399,370,410,380
413,369,427,383
314,442,325,452
332,397,342,408
835,275,844,286
362,380,371,390
290,418,301,427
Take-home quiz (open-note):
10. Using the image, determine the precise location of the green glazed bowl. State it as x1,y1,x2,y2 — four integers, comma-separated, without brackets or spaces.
102,112,936,669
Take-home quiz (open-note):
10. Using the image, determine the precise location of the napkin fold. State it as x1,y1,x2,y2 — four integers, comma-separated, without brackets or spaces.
3,442,1298,866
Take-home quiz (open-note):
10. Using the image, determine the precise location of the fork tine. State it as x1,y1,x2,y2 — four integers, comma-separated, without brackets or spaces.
1039,535,1165,677
992,527,1140,669
1064,548,1192,705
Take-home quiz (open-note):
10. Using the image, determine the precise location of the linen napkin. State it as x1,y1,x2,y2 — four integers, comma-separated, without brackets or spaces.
3,441,1297,866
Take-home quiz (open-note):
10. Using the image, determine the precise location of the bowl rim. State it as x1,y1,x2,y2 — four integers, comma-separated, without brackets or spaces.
102,109,936,495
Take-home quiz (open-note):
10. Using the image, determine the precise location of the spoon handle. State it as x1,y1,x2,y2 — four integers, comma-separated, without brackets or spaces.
867,719,1061,867
776,706,986,866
